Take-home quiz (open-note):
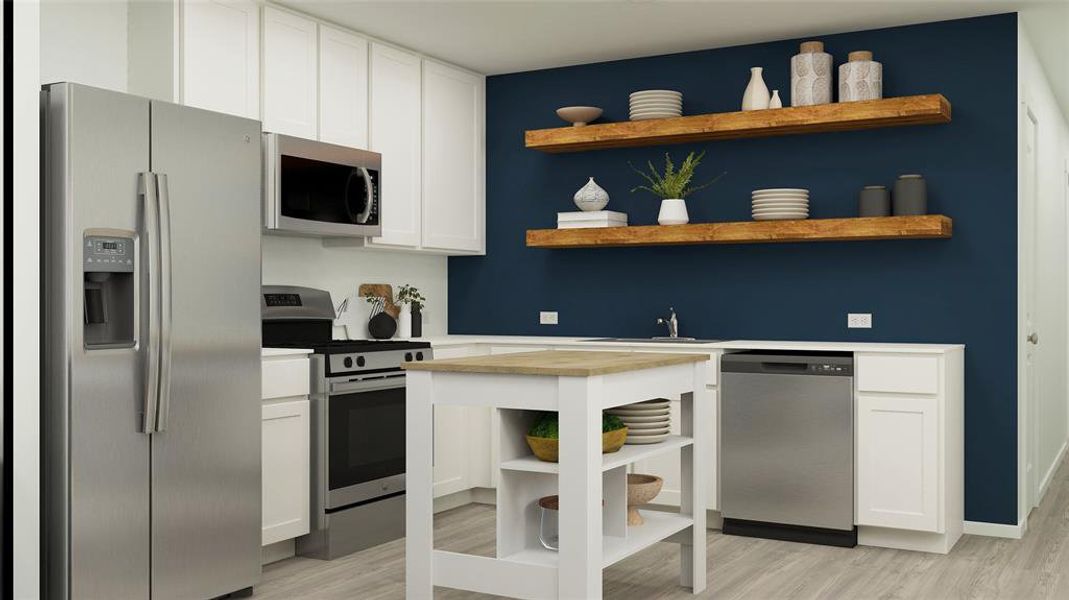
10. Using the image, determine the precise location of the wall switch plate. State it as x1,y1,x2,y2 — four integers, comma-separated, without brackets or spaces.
848,313,873,329
539,311,559,325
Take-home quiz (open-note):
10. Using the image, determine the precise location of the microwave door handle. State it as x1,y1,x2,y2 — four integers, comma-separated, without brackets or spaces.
155,174,174,432
356,167,374,224
140,172,161,434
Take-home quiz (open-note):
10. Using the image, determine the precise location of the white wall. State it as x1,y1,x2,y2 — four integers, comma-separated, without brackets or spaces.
40,0,128,90
1019,23,1069,523
261,236,450,337
14,1,42,596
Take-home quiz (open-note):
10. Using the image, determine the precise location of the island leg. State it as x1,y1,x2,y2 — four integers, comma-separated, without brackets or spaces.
405,370,434,599
557,375,603,600
680,362,709,593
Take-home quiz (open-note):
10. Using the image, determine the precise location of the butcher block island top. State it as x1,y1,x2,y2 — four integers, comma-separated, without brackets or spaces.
402,349,709,377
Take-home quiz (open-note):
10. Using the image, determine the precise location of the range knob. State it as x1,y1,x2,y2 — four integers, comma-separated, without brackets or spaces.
356,356,366,367
416,352,424,361
404,352,413,362
343,356,353,368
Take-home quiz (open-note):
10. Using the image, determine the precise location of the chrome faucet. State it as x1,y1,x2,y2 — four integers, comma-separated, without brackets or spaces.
656,307,679,338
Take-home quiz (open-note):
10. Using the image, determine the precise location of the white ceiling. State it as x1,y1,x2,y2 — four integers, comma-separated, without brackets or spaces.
280,0,1068,111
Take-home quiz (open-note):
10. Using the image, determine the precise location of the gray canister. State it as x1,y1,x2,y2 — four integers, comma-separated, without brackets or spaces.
893,174,927,215
859,185,890,217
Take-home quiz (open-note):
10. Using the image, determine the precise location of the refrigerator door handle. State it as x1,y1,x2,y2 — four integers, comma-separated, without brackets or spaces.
155,173,174,432
141,172,161,434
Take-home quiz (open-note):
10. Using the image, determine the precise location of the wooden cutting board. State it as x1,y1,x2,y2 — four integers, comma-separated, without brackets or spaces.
358,283,399,318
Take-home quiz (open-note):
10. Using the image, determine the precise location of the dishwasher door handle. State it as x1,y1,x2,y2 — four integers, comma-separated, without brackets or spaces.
760,362,810,373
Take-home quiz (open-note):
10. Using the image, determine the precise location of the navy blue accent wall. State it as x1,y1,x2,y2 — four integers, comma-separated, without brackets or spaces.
450,14,1018,524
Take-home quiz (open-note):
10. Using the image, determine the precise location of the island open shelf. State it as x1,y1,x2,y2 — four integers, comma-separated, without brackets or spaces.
499,434,695,473
526,215,953,248
525,94,951,153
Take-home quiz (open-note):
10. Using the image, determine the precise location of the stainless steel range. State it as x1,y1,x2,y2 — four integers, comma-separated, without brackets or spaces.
261,285,431,560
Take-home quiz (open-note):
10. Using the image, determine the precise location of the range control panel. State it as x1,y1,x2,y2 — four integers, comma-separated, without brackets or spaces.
84,235,134,273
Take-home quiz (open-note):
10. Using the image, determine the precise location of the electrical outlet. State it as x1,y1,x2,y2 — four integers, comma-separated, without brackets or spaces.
848,313,873,329
539,311,559,325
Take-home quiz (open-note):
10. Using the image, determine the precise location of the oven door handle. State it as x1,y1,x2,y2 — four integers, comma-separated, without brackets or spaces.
328,374,406,395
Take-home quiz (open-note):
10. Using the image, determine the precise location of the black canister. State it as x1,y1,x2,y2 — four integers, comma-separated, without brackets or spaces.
859,185,890,217
893,174,927,215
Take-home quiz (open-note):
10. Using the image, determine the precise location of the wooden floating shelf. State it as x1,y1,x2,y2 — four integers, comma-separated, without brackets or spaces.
525,94,951,153
526,215,953,248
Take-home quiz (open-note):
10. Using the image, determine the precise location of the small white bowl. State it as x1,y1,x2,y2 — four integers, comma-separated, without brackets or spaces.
556,106,603,127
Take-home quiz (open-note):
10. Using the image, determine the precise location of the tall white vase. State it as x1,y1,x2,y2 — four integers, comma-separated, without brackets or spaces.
657,199,689,225
397,304,412,339
742,67,770,111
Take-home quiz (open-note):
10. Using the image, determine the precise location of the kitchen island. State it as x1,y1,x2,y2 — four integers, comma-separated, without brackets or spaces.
403,350,712,599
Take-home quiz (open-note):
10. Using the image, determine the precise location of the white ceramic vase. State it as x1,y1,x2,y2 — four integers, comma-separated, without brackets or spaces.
769,90,783,109
573,177,610,211
657,199,689,225
742,67,770,111
397,304,412,339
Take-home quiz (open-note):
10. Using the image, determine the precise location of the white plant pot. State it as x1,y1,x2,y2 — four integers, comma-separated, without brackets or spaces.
397,304,412,339
657,199,689,225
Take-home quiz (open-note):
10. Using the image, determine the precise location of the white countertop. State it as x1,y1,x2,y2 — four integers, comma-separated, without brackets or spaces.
261,347,314,358
416,335,963,354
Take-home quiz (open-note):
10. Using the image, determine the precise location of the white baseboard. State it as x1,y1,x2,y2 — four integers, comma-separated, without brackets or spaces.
1036,440,1068,507
963,518,1026,539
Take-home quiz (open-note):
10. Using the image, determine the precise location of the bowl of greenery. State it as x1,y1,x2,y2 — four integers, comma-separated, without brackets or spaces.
525,412,628,462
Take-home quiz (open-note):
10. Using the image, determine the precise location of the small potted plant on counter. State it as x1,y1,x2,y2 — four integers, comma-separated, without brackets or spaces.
396,284,426,339
525,412,628,462
630,150,724,225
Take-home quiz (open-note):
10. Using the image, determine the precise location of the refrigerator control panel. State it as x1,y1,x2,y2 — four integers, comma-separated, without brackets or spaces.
84,235,134,273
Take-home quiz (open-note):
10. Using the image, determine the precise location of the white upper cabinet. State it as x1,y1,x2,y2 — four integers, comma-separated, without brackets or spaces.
421,61,485,253
262,7,318,138
181,0,260,119
368,43,423,248
318,25,369,148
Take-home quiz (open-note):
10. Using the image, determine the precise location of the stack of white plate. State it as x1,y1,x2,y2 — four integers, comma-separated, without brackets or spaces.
751,188,810,221
629,90,683,121
607,399,671,444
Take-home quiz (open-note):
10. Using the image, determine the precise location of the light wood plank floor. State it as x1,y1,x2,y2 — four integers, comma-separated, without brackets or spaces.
256,454,1069,599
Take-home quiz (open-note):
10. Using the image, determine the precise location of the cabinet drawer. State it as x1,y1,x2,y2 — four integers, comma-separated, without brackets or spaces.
262,357,310,400
856,354,940,395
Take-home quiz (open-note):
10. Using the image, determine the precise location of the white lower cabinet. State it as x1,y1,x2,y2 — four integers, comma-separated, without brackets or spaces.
856,392,940,532
262,399,311,545
431,345,492,496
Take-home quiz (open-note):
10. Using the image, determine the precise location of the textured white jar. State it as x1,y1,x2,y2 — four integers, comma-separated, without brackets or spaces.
573,177,610,211
790,41,833,106
839,50,883,102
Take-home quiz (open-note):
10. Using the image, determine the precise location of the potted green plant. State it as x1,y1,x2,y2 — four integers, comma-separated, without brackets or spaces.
630,150,724,225
525,412,628,462
396,284,426,339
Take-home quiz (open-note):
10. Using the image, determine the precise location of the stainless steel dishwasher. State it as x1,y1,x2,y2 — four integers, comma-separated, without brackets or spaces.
721,351,856,547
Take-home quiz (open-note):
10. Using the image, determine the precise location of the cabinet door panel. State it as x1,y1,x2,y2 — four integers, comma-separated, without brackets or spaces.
262,399,311,545
856,393,940,532
319,25,369,148
434,405,469,497
368,43,422,248
182,0,260,119
421,61,484,253
262,7,317,138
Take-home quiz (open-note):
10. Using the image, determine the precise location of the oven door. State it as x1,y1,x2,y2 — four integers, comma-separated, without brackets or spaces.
326,373,406,509
264,133,381,238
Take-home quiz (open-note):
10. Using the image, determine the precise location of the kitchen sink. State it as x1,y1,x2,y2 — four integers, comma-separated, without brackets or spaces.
583,337,723,344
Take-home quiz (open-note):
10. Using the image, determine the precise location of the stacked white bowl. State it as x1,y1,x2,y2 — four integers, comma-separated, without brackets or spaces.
751,188,810,221
607,399,671,445
629,90,683,121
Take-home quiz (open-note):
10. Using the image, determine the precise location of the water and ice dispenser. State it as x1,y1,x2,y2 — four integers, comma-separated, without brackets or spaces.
83,234,135,348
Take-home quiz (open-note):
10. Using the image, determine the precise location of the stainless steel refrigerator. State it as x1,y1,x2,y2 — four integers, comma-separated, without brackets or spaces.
41,83,263,599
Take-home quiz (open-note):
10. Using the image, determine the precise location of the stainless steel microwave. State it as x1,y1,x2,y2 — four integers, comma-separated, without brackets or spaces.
264,133,382,237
